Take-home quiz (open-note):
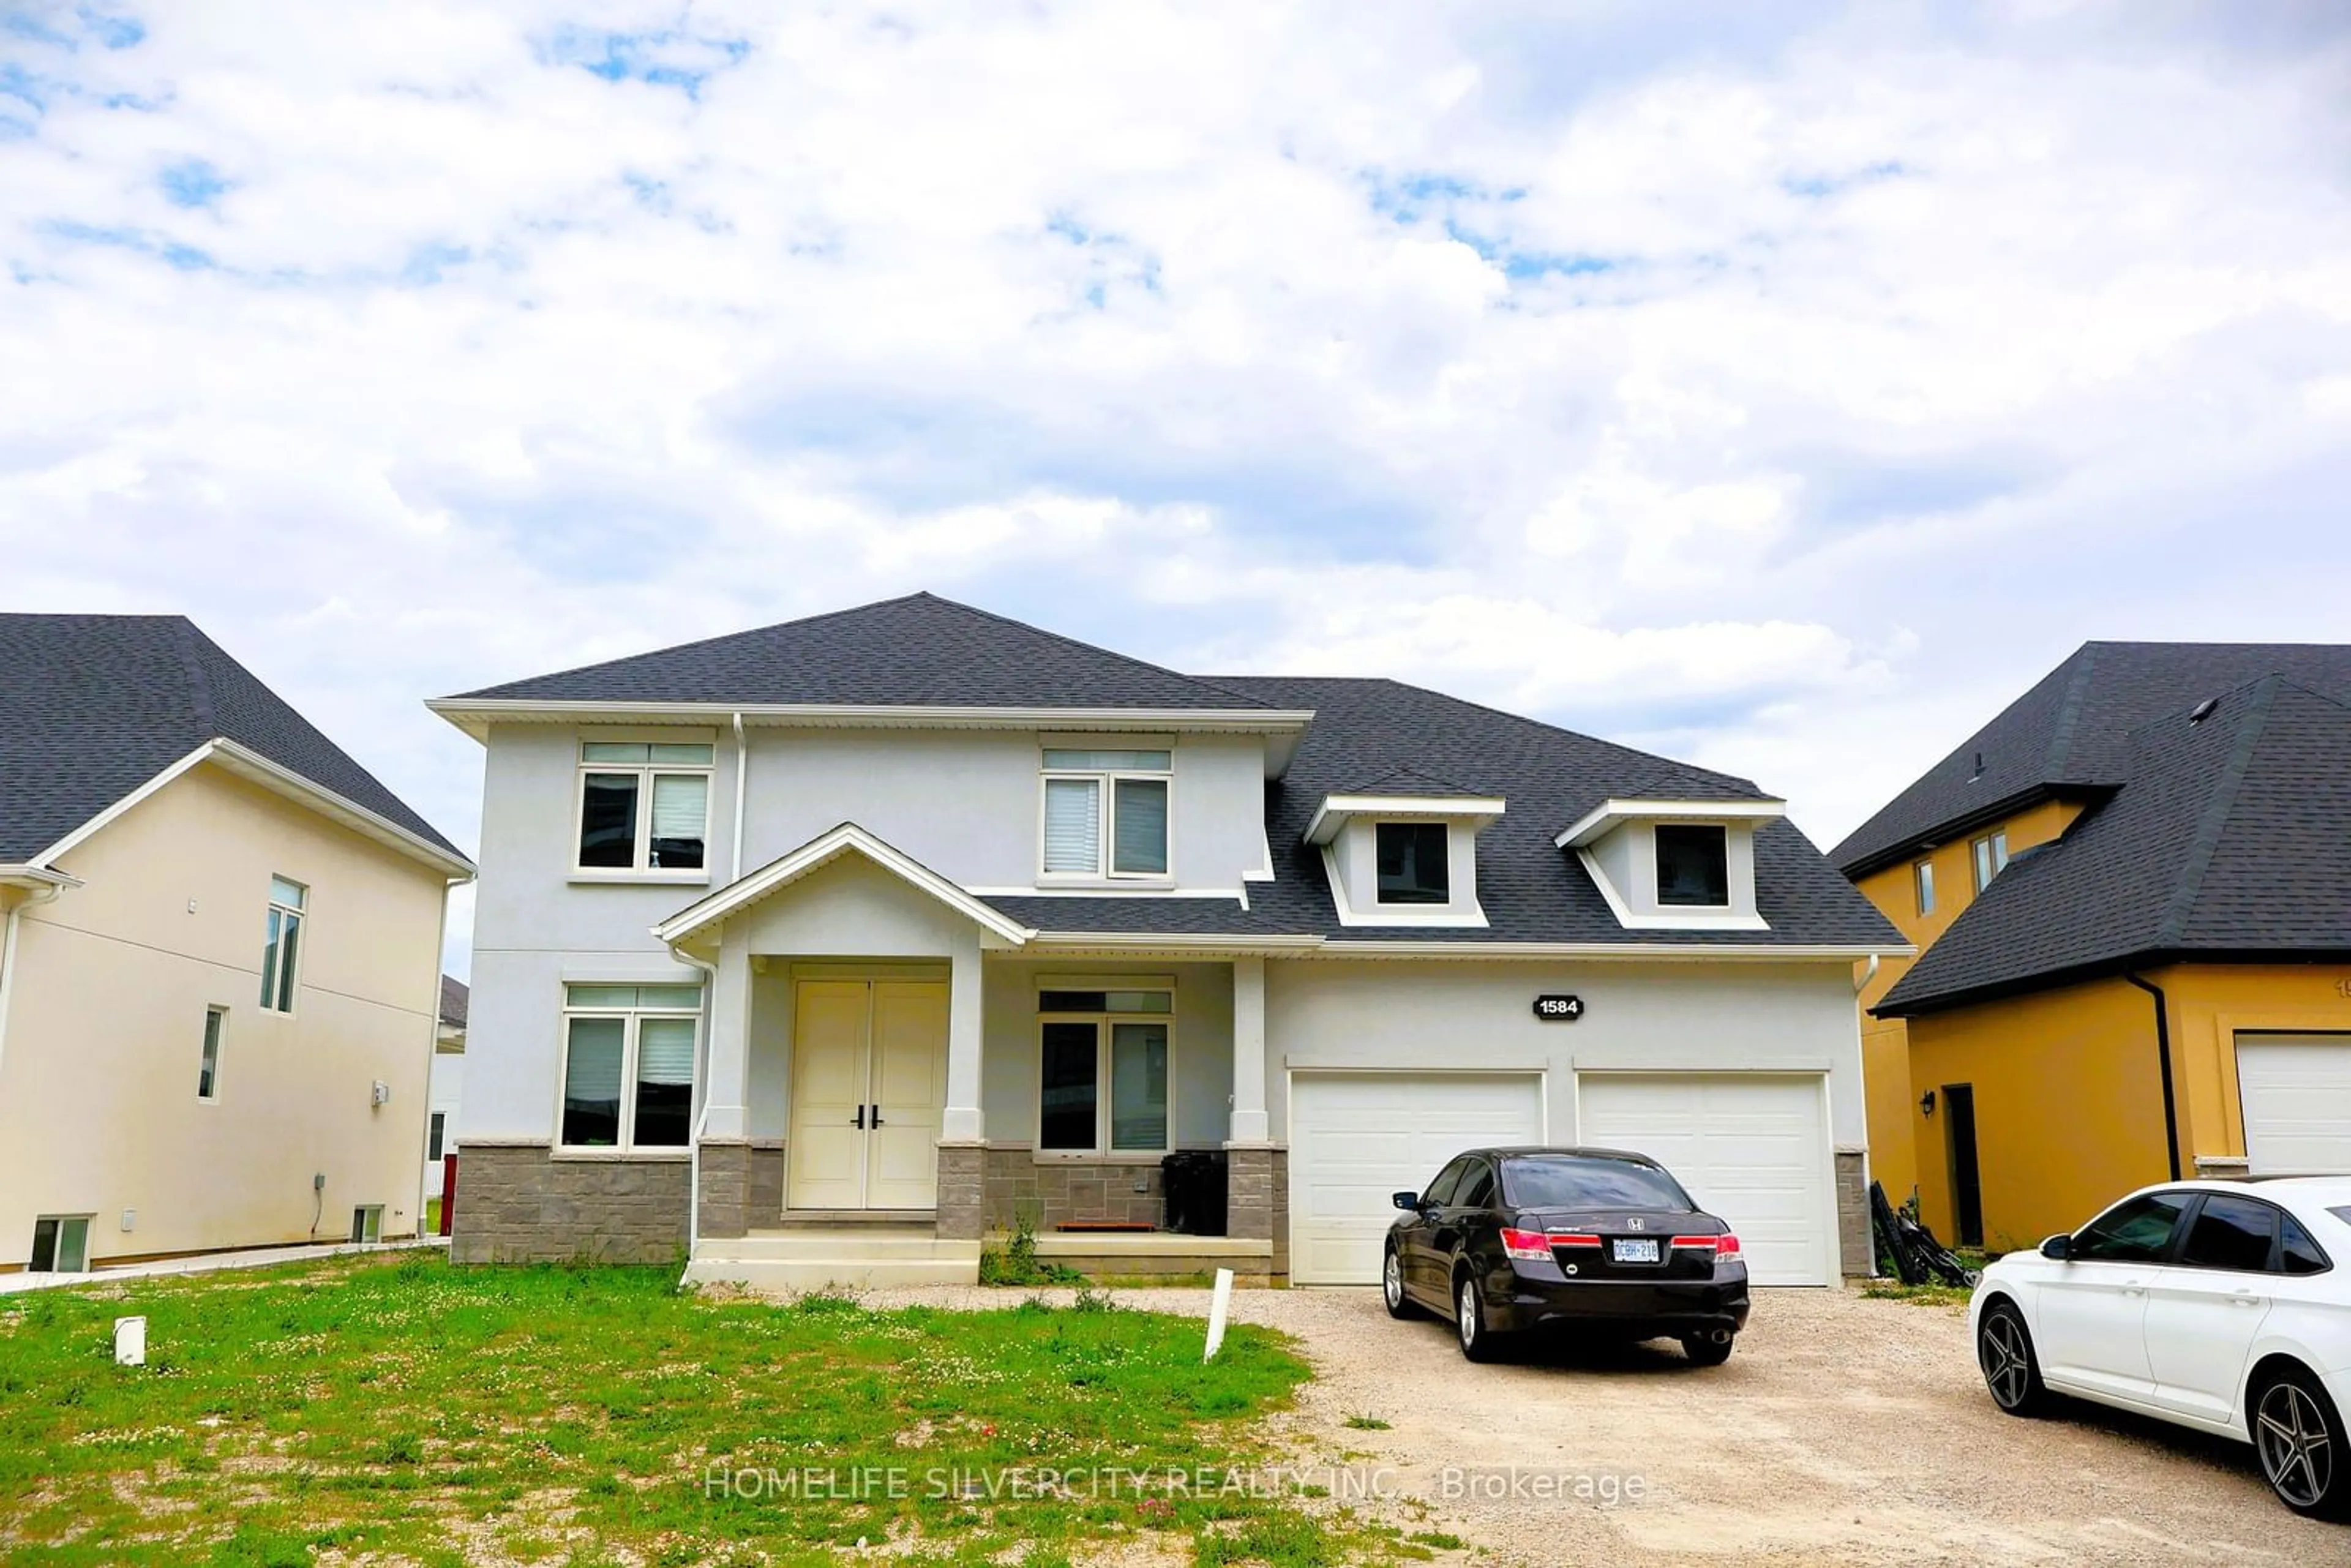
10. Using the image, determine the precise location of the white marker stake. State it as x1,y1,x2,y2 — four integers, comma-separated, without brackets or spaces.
114,1316,146,1367
1203,1267,1234,1362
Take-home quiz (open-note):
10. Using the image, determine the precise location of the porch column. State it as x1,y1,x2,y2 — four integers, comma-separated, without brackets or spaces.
700,926,751,1142
1228,955,1269,1144
936,941,988,1240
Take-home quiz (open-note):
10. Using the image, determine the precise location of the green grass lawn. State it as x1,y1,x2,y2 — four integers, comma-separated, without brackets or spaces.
0,1254,1416,1566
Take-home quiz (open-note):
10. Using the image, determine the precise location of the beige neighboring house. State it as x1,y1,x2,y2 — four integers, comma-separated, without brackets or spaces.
0,615,473,1274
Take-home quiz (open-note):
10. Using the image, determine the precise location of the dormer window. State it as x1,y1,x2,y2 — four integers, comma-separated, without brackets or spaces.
1376,822,1450,904
1655,825,1729,907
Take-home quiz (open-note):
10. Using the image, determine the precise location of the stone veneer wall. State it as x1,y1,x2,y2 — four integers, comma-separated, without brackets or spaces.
451,1143,688,1264
980,1146,1167,1232
696,1142,751,1240
937,1146,986,1239
1835,1150,1872,1278
748,1142,784,1228
1226,1147,1275,1254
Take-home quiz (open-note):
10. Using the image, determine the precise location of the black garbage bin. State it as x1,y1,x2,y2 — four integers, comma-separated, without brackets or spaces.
1160,1149,1229,1236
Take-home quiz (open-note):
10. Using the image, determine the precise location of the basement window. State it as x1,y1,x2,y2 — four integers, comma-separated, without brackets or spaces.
349,1206,383,1245
30,1215,92,1273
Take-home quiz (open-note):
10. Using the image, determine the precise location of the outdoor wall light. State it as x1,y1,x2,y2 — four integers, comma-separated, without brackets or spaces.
1919,1089,1937,1117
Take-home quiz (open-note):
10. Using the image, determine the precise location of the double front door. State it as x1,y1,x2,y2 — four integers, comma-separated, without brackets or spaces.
787,978,948,1211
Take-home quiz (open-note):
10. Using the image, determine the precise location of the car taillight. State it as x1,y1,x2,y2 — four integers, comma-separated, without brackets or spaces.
1547,1233,1602,1247
1672,1234,1741,1258
1501,1228,1554,1261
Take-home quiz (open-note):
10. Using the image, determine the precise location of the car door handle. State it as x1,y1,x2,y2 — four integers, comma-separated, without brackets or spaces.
2230,1291,2263,1307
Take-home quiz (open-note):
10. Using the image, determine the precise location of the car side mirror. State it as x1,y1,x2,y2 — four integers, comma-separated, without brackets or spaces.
2039,1234,2071,1261
1392,1191,1422,1212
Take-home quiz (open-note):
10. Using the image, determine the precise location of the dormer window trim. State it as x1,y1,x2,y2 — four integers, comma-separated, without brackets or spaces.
1308,790,1503,929
1556,797,1779,933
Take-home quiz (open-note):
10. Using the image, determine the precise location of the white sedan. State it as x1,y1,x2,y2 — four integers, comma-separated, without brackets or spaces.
1970,1177,2351,1519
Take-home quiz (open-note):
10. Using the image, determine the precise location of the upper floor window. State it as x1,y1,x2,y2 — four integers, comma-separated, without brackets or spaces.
1655,825,1730,907
1972,830,2009,893
560,983,702,1150
259,876,304,1013
578,742,713,872
1375,822,1450,904
1040,748,1169,879
1915,859,1937,916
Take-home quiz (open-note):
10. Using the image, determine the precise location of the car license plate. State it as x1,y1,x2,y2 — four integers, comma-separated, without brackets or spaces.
1611,1238,1661,1265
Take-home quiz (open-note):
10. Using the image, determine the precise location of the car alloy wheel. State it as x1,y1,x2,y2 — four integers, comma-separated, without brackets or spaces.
1975,1299,2048,1418
2255,1374,2339,1515
1382,1247,1415,1319
1454,1275,1499,1362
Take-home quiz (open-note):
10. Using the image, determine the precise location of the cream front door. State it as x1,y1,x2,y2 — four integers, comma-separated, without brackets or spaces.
787,978,948,1211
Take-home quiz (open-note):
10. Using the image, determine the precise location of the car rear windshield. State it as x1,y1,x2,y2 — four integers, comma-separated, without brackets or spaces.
1502,1157,1693,1212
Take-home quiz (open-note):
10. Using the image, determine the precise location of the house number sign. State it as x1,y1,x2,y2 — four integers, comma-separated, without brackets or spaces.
1532,994,1584,1021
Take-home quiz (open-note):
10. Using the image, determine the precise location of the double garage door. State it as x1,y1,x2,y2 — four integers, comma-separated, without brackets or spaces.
1288,1070,1837,1287
2238,1035,2351,1173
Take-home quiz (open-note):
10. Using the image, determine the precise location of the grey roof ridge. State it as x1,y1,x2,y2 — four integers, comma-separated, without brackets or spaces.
2042,640,2099,778
914,595,1276,710
1209,673,1766,797
174,616,217,733
2152,674,2278,948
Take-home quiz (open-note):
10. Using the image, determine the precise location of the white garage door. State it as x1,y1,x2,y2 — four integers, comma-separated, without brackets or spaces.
1576,1073,1835,1286
1288,1071,1543,1285
2238,1035,2351,1174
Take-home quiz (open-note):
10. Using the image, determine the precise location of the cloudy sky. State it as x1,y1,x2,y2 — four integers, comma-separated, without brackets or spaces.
6,2,2349,975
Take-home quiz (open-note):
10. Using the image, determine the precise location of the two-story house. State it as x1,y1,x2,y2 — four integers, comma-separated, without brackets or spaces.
0,615,472,1274
1839,642,2351,1253
435,594,1903,1289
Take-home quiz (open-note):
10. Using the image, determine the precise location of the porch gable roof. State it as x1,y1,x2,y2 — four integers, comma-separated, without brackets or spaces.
650,822,1037,950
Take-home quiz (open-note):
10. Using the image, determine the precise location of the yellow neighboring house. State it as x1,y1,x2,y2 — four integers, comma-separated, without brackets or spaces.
1837,642,2351,1253
0,615,473,1274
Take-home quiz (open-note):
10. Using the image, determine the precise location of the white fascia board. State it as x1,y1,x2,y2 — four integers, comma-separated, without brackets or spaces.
1303,793,1507,846
426,698,1316,773
0,865,81,891
1574,846,1768,932
1311,940,1916,962
1019,932,1324,953
650,822,1035,948
32,740,474,880
1554,796,1787,850
1319,844,1491,928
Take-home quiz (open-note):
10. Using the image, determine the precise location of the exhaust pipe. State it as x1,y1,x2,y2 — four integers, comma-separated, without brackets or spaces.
1704,1328,1732,1344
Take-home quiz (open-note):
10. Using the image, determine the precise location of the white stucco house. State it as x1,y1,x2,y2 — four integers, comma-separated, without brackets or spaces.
433,594,1905,1288
0,615,472,1274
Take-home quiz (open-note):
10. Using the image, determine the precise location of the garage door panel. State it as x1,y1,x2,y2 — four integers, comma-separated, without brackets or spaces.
1288,1072,1543,1285
2238,1036,2351,1174
1577,1074,1833,1287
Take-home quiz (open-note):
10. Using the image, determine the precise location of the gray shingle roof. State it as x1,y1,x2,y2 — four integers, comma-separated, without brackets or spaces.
1877,676,2351,1015
0,614,463,865
1831,641,2351,876
449,592,1272,711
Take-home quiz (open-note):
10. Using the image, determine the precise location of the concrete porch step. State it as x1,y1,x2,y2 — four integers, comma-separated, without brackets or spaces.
771,1209,936,1228
685,1234,981,1292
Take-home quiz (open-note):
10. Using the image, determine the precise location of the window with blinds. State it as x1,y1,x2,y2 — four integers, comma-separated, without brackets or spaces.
577,740,714,872
1040,747,1171,880
559,983,702,1150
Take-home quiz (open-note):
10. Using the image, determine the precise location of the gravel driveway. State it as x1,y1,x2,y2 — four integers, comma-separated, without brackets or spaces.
862,1282,2345,1566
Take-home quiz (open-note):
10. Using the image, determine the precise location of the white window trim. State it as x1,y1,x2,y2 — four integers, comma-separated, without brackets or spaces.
555,987,703,1155
1915,858,1937,917
1972,831,2009,893
350,1205,384,1244
1037,758,1174,885
1035,997,1175,1161
198,1005,227,1101
1322,841,1490,928
32,1214,94,1273
260,879,305,1016
1573,847,1768,932
1653,822,1733,912
572,741,717,879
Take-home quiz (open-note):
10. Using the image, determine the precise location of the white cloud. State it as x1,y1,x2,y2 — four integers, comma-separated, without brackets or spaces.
5,1,2351,974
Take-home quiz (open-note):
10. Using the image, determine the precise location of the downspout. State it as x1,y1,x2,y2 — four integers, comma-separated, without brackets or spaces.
2123,972,2183,1182
0,883,66,1092
1855,953,1881,996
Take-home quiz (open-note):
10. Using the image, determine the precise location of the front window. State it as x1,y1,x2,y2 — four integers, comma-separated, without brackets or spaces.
1040,749,1170,879
1915,860,1937,916
259,876,304,1013
1972,831,2009,892
1655,825,1730,907
577,741,714,872
559,983,702,1150
2071,1191,2190,1263
1037,986,1172,1154
198,1007,225,1098
1376,822,1450,904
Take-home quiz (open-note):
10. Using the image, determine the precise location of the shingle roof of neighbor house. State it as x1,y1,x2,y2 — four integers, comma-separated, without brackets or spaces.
439,975,470,1030
1831,640,2351,877
451,592,1273,711
1877,669,2351,1016
450,595,1900,951
0,614,465,865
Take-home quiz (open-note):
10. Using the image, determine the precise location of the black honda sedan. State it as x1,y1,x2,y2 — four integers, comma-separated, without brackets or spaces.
1384,1146,1750,1364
